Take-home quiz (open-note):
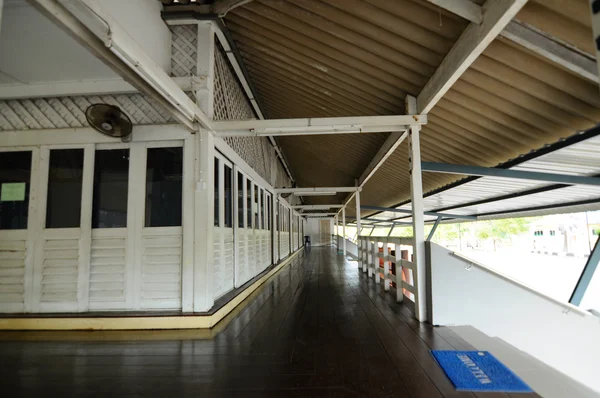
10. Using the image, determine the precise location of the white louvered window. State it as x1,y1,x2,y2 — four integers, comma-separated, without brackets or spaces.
0,151,32,312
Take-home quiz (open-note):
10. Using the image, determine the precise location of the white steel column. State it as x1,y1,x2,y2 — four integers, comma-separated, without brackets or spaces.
272,194,277,263
193,23,216,312
407,95,427,322
342,207,346,257
194,128,215,312
0,0,4,34
181,136,196,311
334,216,340,253
196,22,215,119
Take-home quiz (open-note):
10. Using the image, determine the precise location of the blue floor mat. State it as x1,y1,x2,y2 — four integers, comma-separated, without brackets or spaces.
431,350,533,393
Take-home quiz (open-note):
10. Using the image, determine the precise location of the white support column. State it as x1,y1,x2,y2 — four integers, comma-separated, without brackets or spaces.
355,187,362,265
342,207,346,257
272,194,277,263
407,95,427,322
383,246,390,292
194,128,215,312
395,243,404,303
0,0,4,34
196,22,215,119
335,215,339,251
373,241,380,283
365,239,371,274
77,144,94,312
192,22,216,312
181,136,196,312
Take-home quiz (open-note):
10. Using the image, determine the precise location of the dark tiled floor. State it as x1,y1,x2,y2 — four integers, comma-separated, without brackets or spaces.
0,247,538,397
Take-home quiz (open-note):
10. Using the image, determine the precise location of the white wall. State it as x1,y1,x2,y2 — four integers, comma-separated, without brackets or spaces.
0,0,118,84
428,242,600,394
100,0,171,73
305,218,333,247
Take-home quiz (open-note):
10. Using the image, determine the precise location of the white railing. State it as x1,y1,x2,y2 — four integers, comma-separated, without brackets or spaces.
358,235,418,304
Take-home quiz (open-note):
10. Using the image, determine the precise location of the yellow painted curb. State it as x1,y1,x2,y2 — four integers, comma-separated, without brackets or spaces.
0,250,303,332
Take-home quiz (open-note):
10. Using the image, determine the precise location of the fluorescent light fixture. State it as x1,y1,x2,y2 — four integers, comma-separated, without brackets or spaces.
293,192,336,196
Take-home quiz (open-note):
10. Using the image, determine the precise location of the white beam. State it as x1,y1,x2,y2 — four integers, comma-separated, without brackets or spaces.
426,1,597,84
0,0,4,34
357,131,408,187
276,187,358,195
212,115,426,134
424,0,482,24
291,205,344,210
304,213,337,217
590,0,600,87
501,21,598,83
417,0,528,114
0,76,198,100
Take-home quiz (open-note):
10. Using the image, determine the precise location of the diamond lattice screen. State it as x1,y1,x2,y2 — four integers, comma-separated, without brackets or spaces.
0,94,176,131
170,24,198,77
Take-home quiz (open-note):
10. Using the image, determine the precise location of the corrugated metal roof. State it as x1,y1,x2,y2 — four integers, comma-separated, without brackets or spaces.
224,0,467,203
164,0,600,218
365,132,600,222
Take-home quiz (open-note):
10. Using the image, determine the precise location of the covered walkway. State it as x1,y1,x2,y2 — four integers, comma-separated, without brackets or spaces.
0,247,537,397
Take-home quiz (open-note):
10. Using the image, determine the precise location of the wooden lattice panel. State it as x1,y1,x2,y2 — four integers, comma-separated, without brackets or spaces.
170,24,198,77
0,94,176,131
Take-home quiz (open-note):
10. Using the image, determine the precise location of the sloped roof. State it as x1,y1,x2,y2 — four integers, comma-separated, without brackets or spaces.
164,0,600,217
223,0,599,213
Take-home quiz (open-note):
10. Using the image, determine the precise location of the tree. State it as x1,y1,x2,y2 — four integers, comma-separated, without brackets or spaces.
474,218,533,251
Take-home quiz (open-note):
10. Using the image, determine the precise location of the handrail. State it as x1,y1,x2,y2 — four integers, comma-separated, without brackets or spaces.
450,251,592,318
357,236,417,304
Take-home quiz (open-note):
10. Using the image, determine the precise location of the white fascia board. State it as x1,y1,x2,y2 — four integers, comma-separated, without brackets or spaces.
0,76,196,100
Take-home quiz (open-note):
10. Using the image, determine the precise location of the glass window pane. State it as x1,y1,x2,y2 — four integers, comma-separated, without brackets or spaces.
92,149,129,228
246,179,252,228
145,147,183,228
0,151,31,230
224,164,232,228
46,149,84,228
214,157,219,227
238,172,244,228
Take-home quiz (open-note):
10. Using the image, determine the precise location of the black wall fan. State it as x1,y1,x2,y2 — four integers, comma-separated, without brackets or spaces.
85,104,133,141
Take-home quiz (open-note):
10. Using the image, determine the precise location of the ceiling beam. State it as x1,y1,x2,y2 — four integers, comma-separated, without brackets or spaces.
357,131,408,187
425,1,595,83
276,187,358,194
424,0,482,24
501,21,598,83
421,161,600,186
417,0,528,114
360,205,477,220
291,205,344,210
211,115,424,137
